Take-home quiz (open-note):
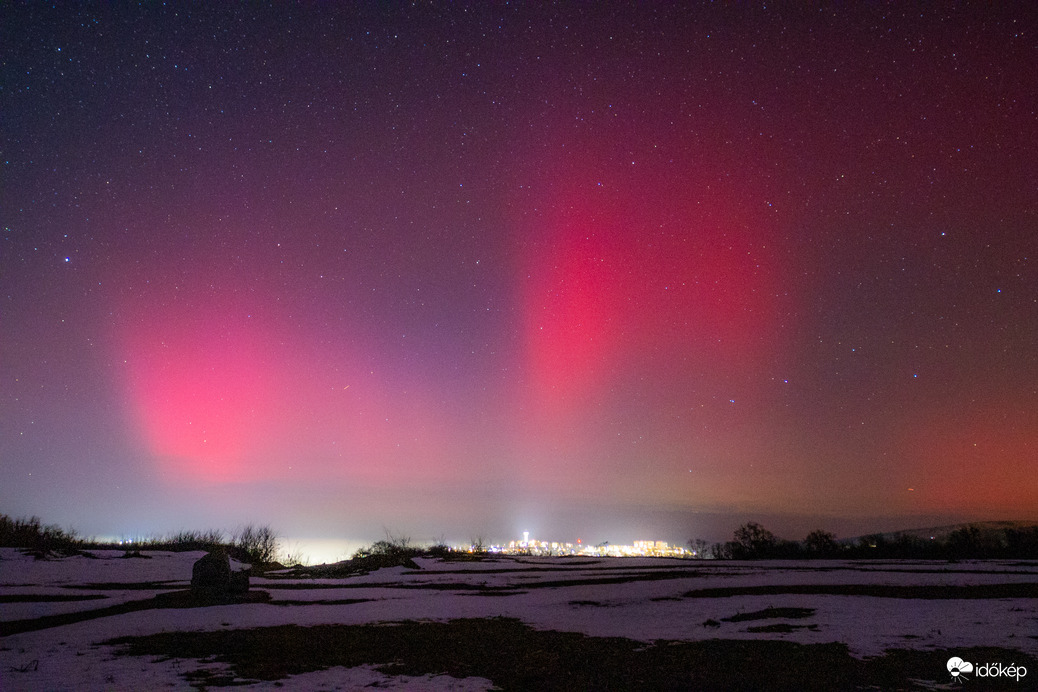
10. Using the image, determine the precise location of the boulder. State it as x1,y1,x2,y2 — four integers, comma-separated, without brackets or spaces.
191,550,249,597
191,550,231,589
229,567,250,595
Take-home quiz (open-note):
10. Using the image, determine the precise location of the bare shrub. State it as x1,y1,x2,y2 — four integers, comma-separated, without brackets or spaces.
0,514,82,552
163,529,225,550
232,524,280,564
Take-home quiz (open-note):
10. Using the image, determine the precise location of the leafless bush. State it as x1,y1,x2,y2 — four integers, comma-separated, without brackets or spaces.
232,524,280,564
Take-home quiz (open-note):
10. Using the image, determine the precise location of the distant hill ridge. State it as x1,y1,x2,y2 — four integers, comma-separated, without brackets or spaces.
844,519,1038,544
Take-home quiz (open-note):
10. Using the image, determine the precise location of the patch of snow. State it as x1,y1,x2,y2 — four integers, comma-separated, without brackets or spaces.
2,550,1035,689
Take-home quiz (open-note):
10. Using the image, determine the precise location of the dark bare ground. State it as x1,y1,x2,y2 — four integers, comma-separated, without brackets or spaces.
745,623,819,633
0,594,106,603
0,590,272,637
266,597,373,606
682,582,1038,599
721,606,816,622
105,618,1038,691
5,580,1034,637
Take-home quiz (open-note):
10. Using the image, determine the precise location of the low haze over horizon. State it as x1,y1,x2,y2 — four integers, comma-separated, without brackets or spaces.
3,4,1035,551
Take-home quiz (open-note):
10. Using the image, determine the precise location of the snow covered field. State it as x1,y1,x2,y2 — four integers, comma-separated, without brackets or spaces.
1,548,1035,690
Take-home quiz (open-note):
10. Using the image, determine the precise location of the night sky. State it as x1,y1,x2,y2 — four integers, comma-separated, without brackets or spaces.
2,4,1035,552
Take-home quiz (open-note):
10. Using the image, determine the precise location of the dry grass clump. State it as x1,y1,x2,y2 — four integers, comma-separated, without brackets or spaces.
0,514,83,554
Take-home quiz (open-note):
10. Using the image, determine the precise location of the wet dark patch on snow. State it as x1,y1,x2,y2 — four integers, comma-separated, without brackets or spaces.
104,618,1038,691
266,598,374,606
681,582,1038,599
721,606,816,623
64,581,186,591
0,593,107,603
0,590,272,637
745,623,820,633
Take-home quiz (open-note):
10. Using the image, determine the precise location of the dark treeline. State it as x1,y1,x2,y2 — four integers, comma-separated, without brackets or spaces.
5,513,1038,564
693,522,1038,560
0,513,279,565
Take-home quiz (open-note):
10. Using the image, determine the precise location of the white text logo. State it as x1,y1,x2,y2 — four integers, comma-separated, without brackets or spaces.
947,656,1028,684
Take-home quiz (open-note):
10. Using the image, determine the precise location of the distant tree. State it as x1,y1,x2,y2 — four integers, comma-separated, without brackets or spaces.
774,539,804,559
711,541,733,560
855,533,886,556
1004,526,1038,559
890,533,929,558
946,525,1006,559
731,522,777,559
804,529,839,557
687,538,710,558
947,526,981,555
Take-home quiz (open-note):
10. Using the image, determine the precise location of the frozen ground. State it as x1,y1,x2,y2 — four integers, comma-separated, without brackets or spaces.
1,548,1035,690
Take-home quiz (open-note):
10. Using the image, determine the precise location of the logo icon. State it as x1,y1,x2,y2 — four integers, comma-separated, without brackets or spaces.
947,656,974,683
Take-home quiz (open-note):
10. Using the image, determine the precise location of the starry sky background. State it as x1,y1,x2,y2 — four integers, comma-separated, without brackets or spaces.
2,4,1035,549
